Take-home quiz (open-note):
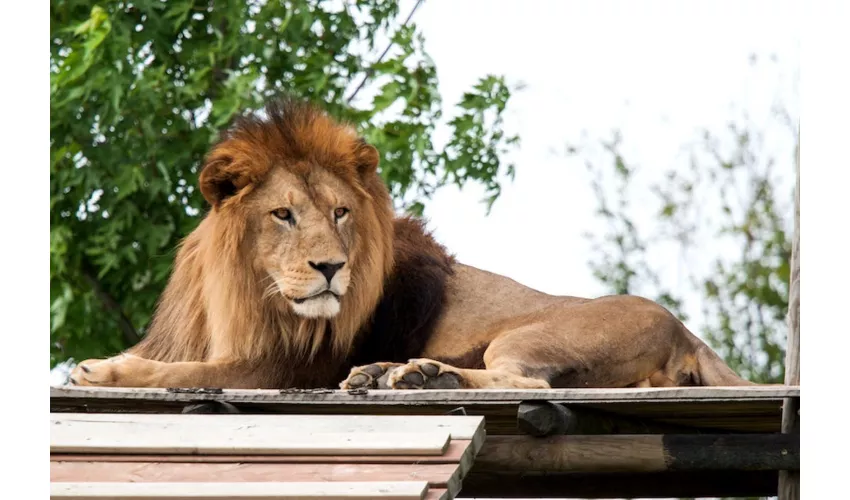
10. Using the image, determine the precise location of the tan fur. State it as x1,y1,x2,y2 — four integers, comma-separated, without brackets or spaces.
69,98,758,390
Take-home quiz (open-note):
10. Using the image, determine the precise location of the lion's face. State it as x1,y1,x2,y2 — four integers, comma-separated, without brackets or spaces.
197,99,395,349
247,166,359,319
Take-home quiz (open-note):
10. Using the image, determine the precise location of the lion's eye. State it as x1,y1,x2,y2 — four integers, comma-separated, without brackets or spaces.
271,208,293,222
334,207,349,220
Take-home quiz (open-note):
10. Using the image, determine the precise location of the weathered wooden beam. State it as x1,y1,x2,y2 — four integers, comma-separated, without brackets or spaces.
779,128,801,500
49,386,798,434
473,434,798,473
460,470,779,499
517,401,708,436
49,385,801,404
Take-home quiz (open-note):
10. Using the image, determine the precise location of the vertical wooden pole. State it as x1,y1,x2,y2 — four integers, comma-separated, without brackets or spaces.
778,135,800,500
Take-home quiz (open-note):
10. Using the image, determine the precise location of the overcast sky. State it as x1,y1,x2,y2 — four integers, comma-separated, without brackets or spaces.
414,0,799,326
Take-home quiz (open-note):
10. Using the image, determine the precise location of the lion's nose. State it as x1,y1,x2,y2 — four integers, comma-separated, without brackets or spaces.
309,261,346,283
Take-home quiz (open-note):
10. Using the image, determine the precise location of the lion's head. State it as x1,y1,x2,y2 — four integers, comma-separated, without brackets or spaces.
144,98,396,363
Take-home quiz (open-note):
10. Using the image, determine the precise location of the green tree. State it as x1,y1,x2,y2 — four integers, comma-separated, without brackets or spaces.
572,107,797,384
50,0,519,366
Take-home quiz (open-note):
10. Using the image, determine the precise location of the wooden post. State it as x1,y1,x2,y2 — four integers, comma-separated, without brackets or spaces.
474,434,799,473
778,134,800,500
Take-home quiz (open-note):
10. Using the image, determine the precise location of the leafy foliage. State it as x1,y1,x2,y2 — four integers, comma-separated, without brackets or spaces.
50,0,519,365
572,114,797,384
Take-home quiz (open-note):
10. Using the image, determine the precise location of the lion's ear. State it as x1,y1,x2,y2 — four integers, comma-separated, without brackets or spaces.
199,155,251,208
354,139,380,176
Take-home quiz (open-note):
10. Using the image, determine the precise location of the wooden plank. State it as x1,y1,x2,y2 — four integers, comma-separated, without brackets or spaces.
49,386,799,434
52,413,484,441
50,440,472,464
50,400,787,434
50,385,800,404
779,135,800,500
50,462,458,486
50,481,429,499
51,424,451,456
473,434,799,473
50,442,480,499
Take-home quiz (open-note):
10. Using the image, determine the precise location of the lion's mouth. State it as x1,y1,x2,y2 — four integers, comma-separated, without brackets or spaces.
292,290,339,304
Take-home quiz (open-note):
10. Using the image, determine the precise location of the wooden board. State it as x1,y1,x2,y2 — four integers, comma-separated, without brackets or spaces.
51,462,459,486
50,481,430,499
51,421,450,456
473,434,799,473
53,413,484,440
50,386,800,403
50,386,800,434
50,440,474,464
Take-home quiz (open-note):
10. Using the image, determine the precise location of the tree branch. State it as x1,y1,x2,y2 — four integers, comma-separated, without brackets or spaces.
80,260,141,347
345,0,425,104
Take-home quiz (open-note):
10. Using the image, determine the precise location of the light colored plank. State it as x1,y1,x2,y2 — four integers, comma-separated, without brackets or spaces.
51,423,450,456
50,439,473,464
52,414,484,441
50,481,429,499
50,385,800,404
50,462,458,486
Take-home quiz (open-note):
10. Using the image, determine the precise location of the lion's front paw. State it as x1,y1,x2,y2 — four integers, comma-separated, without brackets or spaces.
67,354,149,387
339,362,404,390
386,359,463,390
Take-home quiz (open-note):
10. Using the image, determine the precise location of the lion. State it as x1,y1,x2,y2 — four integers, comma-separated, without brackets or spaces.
68,97,756,390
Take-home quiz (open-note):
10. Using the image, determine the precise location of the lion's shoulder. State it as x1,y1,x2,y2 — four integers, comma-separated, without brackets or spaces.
350,216,454,365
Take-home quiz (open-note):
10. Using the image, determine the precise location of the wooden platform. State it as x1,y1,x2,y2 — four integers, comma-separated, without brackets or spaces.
51,413,487,500
51,385,797,433
50,385,800,498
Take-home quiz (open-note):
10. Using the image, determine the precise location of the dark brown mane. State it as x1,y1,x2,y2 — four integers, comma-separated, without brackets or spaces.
350,216,455,367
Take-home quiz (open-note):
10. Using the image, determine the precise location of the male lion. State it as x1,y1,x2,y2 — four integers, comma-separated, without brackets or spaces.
69,97,755,390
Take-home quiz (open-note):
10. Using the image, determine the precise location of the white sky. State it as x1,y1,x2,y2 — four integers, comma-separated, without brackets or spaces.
414,0,799,329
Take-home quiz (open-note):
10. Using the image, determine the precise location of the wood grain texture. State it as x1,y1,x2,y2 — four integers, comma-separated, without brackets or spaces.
50,481,430,499
476,434,668,473
50,386,799,433
50,386,800,403
51,424,451,456
474,434,799,473
52,413,484,441
50,462,458,485
50,440,473,464
51,440,473,464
